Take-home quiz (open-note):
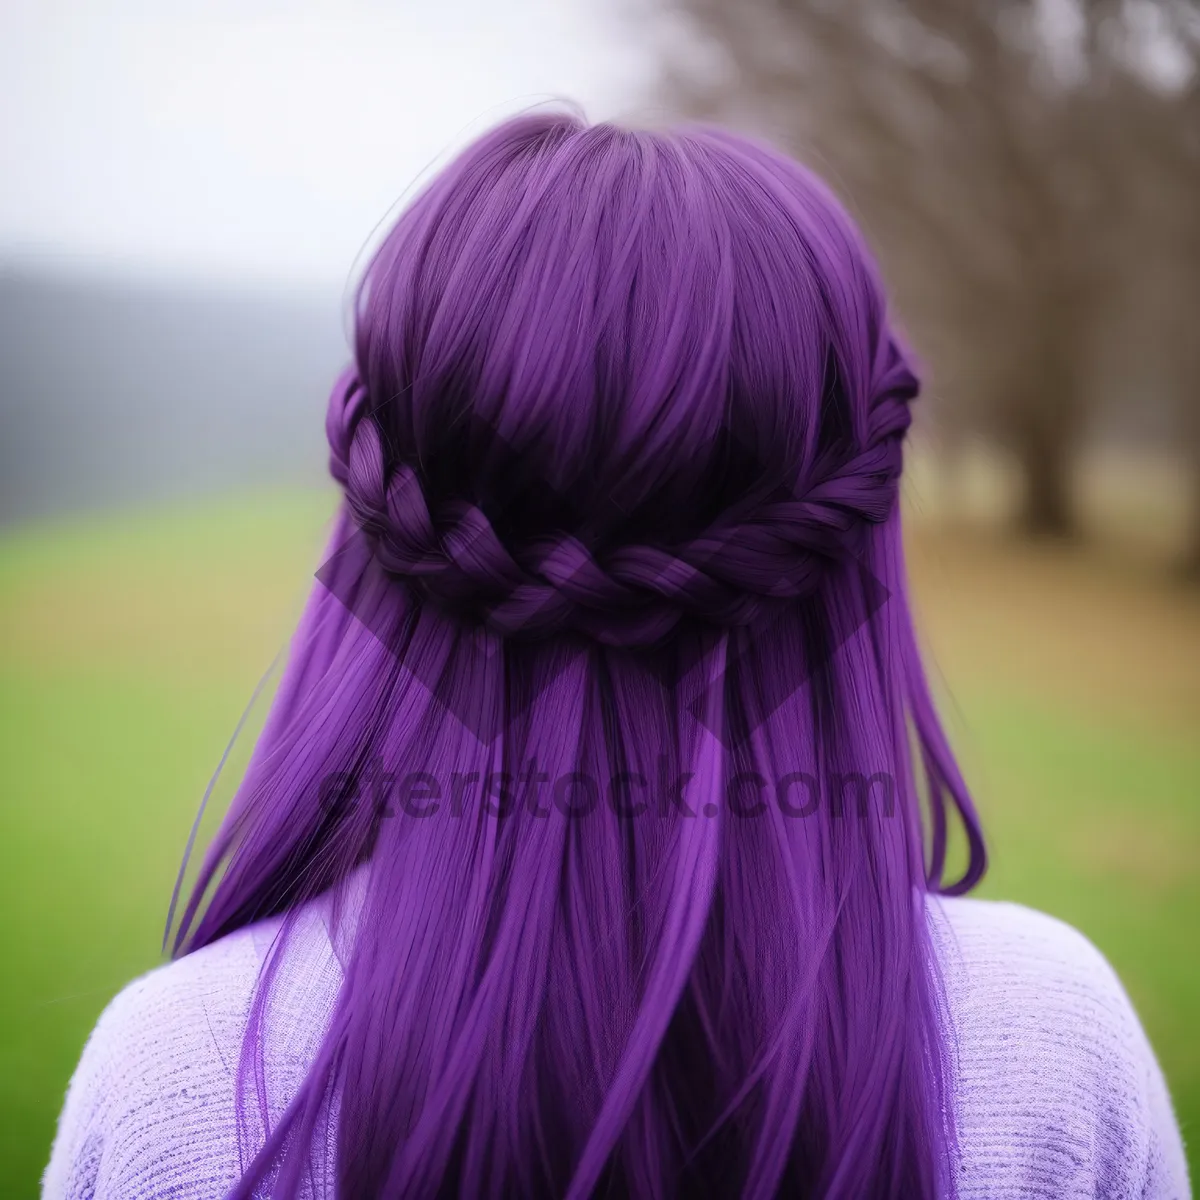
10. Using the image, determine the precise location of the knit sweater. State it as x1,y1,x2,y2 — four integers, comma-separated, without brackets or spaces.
42,887,1190,1199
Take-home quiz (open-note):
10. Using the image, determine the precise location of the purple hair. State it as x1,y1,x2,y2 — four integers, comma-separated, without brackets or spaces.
173,111,985,1198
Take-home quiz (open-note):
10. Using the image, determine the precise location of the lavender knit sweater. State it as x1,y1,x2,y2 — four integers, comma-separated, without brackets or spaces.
43,888,1190,1199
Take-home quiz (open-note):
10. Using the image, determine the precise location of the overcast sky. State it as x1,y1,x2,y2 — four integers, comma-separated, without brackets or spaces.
0,0,654,291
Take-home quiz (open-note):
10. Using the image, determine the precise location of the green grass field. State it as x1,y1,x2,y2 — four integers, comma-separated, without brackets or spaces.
1,488,1196,1196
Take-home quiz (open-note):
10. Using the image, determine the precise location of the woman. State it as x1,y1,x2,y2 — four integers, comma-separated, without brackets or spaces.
44,111,1188,1199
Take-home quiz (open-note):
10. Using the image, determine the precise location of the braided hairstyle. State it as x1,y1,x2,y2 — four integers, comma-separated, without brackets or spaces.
326,217,920,648
312,113,930,654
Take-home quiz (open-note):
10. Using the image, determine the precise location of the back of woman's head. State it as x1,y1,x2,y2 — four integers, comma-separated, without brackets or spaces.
178,110,985,1199
333,112,915,643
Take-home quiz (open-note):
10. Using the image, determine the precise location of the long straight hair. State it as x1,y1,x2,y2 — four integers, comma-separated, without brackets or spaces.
172,111,985,1199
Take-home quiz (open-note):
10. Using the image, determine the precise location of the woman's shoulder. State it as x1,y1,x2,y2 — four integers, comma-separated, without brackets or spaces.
42,903,341,1200
931,893,1133,1001
80,918,270,1055
56,906,324,1089
930,894,1190,1199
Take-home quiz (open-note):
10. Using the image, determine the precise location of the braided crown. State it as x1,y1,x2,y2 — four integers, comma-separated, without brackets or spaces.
325,348,915,647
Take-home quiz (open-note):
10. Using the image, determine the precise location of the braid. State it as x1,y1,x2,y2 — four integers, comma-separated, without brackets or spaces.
325,351,915,648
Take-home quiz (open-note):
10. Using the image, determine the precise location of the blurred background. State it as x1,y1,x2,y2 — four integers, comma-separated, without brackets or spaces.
1,0,1197,1194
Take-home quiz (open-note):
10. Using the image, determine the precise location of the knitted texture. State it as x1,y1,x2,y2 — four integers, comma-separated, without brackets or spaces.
43,890,1190,1199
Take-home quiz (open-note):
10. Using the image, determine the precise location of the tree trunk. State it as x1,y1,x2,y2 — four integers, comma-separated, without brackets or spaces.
1178,326,1200,580
1168,336,1200,578
1182,444,1200,580
1002,324,1082,540
1015,408,1076,538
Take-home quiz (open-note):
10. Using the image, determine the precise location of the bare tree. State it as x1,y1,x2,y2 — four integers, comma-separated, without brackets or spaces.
656,0,1198,543
1153,2,1200,573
